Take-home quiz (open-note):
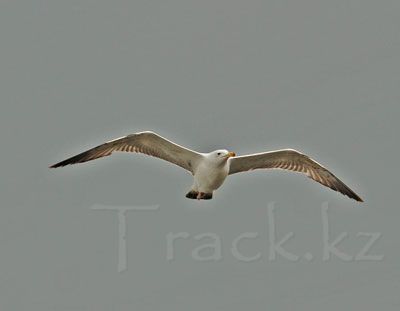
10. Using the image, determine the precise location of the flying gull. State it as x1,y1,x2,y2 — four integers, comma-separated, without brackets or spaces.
50,131,363,202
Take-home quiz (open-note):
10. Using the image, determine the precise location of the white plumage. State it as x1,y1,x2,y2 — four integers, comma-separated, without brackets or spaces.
50,131,363,202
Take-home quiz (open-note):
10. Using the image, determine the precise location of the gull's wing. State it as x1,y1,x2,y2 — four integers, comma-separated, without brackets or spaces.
50,131,203,174
228,149,363,202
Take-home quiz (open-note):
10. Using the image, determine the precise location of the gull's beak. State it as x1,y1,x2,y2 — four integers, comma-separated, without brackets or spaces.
226,151,236,158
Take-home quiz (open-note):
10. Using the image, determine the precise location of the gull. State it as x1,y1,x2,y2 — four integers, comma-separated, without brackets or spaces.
50,131,363,202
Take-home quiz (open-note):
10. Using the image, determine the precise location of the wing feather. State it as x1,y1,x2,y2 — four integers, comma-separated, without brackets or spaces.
229,149,363,202
50,131,202,174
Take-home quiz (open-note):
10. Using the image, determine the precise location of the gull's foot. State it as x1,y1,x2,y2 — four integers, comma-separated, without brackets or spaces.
202,193,213,200
185,190,198,199
196,192,213,200
185,191,213,200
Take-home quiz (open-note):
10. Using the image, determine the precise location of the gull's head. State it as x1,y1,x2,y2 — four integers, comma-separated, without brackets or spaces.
207,149,236,163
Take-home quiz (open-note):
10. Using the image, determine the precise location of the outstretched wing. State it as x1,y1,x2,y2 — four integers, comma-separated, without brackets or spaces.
50,131,203,174
229,149,363,202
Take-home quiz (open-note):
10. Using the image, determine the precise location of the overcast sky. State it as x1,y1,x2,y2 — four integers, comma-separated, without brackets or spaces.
0,0,399,310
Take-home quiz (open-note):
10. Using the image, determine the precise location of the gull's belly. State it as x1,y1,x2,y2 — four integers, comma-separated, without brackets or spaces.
194,164,229,192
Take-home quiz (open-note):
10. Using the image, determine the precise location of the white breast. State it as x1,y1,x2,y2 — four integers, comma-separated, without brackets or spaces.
193,160,230,193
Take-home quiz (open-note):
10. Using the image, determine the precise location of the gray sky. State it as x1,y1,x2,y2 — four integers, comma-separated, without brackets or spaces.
0,0,399,310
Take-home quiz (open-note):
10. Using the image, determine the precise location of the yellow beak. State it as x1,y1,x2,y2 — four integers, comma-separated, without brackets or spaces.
226,151,236,158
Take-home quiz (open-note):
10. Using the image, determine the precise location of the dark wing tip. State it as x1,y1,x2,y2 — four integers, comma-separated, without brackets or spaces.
324,184,364,203
338,181,364,203
325,183,364,203
352,194,364,203
350,192,364,203
49,147,107,168
332,179,364,203
49,160,68,168
308,168,364,203
49,157,80,168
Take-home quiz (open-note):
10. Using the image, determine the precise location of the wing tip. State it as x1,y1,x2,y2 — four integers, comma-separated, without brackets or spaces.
49,156,86,168
49,160,71,168
344,188,364,203
352,194,364,203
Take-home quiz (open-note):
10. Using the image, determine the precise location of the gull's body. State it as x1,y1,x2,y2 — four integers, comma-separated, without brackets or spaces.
50,131,363,202
191,152,231,198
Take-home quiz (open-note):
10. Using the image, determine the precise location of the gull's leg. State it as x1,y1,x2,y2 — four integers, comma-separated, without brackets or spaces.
202,192,213,200
186,179,200,200
197,192,205,200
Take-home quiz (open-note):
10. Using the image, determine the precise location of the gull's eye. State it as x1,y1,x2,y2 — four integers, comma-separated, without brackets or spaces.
217,152,221,156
